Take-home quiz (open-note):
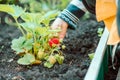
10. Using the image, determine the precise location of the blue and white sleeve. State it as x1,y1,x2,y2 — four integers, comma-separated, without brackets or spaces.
58,0,87,29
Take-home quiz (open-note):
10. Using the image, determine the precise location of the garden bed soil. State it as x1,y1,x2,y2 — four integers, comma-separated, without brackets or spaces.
0,14,106,80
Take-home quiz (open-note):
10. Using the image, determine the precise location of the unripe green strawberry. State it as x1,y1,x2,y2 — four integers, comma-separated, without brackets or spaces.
55,54,64,64
59,56,64,64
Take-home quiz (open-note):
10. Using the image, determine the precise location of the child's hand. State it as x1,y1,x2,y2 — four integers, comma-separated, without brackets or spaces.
51,18,68,40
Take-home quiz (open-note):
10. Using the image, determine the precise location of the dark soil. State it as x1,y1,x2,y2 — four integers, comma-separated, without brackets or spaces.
0,14,104,80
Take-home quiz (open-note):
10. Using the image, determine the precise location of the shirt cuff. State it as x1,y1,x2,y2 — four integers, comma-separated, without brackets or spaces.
58,4,85,29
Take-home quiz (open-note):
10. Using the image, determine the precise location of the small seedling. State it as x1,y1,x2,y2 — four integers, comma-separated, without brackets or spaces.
88,53,95,60
97,27,104,37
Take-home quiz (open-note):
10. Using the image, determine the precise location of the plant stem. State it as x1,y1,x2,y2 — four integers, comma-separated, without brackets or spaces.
33,30,37,43
51,48,61,55
14,18,25,36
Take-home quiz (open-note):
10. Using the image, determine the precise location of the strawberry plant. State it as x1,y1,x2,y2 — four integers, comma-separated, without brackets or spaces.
0,4,65,68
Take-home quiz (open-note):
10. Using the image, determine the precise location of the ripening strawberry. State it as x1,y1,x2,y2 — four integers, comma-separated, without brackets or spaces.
37,50,44,60
49,38,60,47
48,55,56,64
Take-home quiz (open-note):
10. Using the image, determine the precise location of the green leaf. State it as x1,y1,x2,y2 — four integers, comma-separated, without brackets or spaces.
21,13,33,22
29,0,42,12
43,10,59,19
11,37,26,54
44,61,53,68
21,13,42,24
23,38,33,50
35,27,49,36
19,0,32,3
0,4,14,14
10,5,25,18
17,53,35,65
20,22,37,32
0,4,25,18
11,37,33,54
88,53,95,60
41,1,49,11
41,10,59,25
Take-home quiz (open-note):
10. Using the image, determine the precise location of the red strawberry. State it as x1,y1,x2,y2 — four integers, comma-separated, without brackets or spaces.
49,38,60,47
